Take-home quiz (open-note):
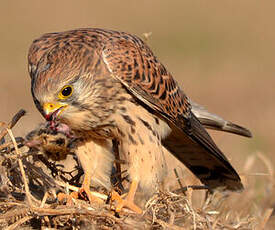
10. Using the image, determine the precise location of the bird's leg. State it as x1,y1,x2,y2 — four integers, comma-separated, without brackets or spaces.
111,179,142,214
57,172,104,205
78,172,104,204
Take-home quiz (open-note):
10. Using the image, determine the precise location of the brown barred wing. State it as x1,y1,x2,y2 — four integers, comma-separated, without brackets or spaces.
101,34,243,191
101,35,191,126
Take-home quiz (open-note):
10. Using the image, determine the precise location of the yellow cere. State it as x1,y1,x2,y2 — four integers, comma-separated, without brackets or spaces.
43,102,66,114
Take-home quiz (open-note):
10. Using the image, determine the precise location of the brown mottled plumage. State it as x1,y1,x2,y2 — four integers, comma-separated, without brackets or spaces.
28,28,251,213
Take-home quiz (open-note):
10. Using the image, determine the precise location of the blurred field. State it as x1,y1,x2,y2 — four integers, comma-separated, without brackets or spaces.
0,0,274,228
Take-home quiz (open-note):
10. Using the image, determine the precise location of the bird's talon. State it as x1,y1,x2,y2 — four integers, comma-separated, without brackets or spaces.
57,188,104,205
111,190,142,214
57,191,78,206
79,187,104,204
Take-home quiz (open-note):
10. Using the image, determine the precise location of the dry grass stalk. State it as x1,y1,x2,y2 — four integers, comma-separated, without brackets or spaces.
5,216,33,230
256,208,273,230
0,110,273,229
6,128,32,208
0,109,26,141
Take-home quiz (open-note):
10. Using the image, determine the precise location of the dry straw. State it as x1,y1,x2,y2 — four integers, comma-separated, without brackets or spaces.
0,110,273,229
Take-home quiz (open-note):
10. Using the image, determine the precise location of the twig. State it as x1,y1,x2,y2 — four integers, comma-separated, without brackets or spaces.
5,215,32,230
256,208,273,230
0,141,13,151
0,206,30,220
257,152,274,179
31,206,90,216
111,169,127,181
54,180,108,200
173,185,208,194
0,138,25,151
6,128,33,208
174,168,185,195
155,219,182,230
0,109,26,141
40,192,49,208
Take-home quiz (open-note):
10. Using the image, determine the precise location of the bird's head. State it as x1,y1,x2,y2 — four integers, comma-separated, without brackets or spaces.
29,44,99,131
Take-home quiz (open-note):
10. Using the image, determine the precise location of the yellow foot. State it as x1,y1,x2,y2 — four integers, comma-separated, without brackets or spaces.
111,190,142,214
57,187,104,205
79,187,104,204
57,191,79,206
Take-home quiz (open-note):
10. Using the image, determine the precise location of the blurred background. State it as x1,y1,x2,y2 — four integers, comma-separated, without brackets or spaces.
0,0,274,226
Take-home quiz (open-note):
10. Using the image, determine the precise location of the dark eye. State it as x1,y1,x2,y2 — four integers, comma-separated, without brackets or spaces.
59,85,73,99
62,86,72,96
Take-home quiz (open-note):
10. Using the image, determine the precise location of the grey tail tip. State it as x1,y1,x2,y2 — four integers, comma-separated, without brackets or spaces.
225,122,253,138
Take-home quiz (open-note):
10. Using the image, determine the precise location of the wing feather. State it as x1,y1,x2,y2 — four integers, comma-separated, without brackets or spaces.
191,101,252,137
102,36,191,126
101,33,243,191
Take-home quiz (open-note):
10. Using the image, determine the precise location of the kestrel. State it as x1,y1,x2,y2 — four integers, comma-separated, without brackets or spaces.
28,28,251,213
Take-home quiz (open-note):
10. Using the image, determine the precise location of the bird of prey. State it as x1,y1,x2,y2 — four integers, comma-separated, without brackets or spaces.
28,28,251,213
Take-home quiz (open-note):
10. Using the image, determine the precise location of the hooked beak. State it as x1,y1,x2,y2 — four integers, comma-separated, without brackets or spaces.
43,102,67,121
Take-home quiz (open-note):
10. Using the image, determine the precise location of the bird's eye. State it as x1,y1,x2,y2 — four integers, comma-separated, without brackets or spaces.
58,85,73,99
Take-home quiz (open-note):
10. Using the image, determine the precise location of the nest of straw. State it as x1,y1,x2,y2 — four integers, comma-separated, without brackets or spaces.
0,110,273,229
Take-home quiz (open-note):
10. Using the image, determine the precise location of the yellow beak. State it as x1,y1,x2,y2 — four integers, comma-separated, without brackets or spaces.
43,102,67,121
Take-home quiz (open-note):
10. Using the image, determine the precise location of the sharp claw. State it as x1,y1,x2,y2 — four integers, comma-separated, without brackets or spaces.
80,187,104,204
